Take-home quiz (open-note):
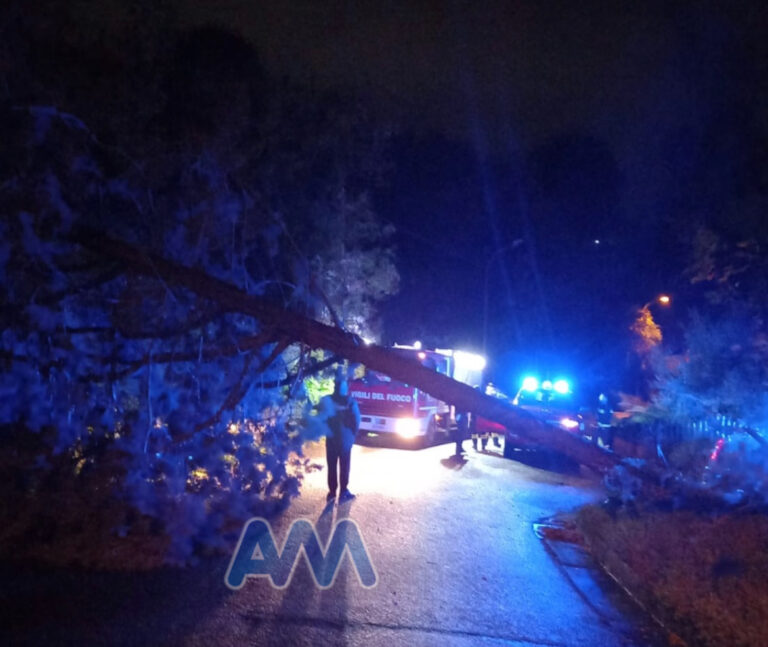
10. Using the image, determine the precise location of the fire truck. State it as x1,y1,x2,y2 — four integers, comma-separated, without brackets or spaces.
350,343,486,443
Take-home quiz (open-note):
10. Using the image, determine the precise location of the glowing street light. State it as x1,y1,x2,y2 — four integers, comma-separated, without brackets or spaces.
641,294,671,310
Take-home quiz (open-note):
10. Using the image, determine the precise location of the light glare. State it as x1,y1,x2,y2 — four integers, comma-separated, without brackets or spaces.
395,417,421,437
453,350,486,372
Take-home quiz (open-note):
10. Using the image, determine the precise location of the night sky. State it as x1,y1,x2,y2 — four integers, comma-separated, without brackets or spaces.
182,2,766,391
21,1,768,394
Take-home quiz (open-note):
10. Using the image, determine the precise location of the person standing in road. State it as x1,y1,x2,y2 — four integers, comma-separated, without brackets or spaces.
453,409,470,457
318,368,361,503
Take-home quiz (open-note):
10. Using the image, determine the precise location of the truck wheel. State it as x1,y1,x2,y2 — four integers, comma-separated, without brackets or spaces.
503,437,515,459
425,417,438,446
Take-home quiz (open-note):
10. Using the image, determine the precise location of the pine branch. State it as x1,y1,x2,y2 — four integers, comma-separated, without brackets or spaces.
188,337,290,440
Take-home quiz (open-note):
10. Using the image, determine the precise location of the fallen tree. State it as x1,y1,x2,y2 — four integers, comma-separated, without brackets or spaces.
76,228,624,473
80,230,766,514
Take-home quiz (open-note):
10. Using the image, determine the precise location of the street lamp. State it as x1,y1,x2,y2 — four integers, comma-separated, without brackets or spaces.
482,239,524,356
643,294,671,309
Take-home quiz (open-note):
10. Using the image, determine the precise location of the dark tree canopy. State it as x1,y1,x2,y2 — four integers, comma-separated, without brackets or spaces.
0,12,398,561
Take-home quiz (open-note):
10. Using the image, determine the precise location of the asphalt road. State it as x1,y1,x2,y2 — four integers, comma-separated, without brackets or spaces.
4,439,660,646
183,439,657,647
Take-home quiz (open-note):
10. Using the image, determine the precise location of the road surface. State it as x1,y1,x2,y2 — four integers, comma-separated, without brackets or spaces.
190,440,658,646
4,440,660,646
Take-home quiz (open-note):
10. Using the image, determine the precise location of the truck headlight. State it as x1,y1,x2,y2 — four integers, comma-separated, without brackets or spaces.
560,417,579,430
395,417,421,437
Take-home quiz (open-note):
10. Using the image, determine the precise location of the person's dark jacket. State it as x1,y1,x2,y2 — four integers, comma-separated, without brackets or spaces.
318,392,361,451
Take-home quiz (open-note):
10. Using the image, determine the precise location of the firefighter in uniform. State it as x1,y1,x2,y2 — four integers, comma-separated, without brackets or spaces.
597,392,614,450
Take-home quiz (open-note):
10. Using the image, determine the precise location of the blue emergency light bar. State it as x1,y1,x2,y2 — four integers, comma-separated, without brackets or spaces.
520,375,571,395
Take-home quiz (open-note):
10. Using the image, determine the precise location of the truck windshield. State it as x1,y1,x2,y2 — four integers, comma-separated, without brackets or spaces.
358,349,444,387
517,390,574,411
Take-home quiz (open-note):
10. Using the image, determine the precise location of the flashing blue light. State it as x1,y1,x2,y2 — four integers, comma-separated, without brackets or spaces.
521,376,539,392
553,379,570,395
541,379,553,391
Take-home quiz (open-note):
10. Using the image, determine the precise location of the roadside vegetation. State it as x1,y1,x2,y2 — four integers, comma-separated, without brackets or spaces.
578,222,768,647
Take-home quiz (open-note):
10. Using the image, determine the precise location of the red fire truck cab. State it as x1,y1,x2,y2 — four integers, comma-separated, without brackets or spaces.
350,344,486,443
